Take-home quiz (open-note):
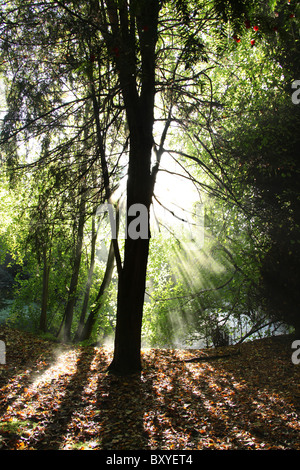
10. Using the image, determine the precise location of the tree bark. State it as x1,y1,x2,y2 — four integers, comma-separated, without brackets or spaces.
108,235,151,374
99,0,161,374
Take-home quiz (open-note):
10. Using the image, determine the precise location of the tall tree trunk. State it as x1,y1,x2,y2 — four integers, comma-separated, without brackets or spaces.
108,121,154,374
109,236,151,374
106,0,160,374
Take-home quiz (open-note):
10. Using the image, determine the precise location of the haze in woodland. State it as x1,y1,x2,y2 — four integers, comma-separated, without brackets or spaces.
0,0,299,376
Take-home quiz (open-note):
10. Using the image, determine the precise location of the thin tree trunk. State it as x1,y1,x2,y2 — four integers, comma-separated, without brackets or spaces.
78,200,120,342
106,0,160,374
58,194,86,342
79,238,115,342
74,213,97,341
39,246,50,332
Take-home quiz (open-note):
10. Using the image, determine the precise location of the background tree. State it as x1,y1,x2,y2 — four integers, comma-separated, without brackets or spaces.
0,0,122,340
211,0,300,337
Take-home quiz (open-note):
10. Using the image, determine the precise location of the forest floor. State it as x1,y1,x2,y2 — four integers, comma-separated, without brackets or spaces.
0,326,299,451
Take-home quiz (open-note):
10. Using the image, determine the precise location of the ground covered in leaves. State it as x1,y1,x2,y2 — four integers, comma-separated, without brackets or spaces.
0,326,299,450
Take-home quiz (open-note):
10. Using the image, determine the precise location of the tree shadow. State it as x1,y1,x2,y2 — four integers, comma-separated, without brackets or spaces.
26,346,152,450
32,347,96,450
2,333,298,450
147,336,300,449
0,327,60,413
96,370,152,450
1,338,152,450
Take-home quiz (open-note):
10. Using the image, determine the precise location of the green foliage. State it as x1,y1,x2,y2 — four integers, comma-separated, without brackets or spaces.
0,0,298,351
210,11,300,334
143,278,188,347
